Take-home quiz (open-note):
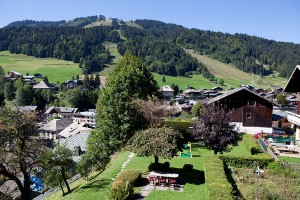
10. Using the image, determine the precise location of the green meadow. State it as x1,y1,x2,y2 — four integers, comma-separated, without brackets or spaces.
0,51,82,83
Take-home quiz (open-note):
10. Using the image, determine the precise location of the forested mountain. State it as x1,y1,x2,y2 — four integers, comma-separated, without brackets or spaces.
1,16,300,78
129,20,300,77
0,26,120,74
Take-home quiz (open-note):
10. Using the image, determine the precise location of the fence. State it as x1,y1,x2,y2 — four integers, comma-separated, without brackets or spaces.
257,135,279,161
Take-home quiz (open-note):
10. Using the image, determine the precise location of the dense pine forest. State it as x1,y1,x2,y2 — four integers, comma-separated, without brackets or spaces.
1,15,300,78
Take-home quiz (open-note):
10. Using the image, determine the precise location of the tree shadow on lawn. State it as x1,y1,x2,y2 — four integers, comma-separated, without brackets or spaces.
80,178,111,191
168,167,205,185
223,163,244,199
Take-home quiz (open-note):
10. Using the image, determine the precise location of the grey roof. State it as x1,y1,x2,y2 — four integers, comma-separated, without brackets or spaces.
207,87,279,106
160,85,174,92
17,106,38,112
33,80,55,89
59,132,89,152
45,107,79,114
39,118,72,132
58,122,93,138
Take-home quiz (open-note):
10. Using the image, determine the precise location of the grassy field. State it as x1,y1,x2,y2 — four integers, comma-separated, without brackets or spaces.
0,51,82,83
189,52,287,89
46,139,252,200
154,73,220,90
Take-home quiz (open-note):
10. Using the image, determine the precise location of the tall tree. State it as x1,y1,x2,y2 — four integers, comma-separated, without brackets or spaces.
42,145,76,194
95,52,159,153
0,107,44,200
127,127,183,164
192,103,242,154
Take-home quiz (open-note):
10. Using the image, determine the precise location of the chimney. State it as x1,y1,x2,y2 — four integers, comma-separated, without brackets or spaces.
74,146,82,156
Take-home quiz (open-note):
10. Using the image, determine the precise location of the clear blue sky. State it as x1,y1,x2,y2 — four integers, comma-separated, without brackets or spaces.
1,0,299,43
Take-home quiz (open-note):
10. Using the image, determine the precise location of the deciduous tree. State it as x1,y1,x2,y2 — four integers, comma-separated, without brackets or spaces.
0,107,44,200
192,103,242,154
42,145,76,194
127,127,183,164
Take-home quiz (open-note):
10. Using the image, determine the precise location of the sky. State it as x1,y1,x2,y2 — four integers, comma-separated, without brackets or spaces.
1,0,299,43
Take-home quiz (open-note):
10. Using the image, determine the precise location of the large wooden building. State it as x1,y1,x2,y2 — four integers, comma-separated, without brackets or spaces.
284,65,300,141
208,87,278,134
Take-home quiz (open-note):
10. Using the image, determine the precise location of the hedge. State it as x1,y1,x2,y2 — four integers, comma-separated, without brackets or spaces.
204,156,233,200
220,155,274,168
164,120,192,130
116,169,142,186
243,134,263,155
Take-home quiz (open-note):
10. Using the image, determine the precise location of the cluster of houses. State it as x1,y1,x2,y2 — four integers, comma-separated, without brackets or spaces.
9,65,300,161
160,65,300,140
5,71,83,90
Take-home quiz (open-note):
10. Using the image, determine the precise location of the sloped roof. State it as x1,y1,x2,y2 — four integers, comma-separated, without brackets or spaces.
59,132,89,152
58,122,93,138
284,65,300,93
33,80,55,89
160,85,174,92
208,87,279,106
45,107,78,114
17,106,38,112
39,118,72,132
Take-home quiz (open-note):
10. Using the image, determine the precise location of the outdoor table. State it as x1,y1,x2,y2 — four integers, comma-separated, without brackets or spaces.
148,171,179,187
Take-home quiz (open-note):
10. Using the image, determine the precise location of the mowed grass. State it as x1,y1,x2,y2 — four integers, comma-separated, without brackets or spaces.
46,151,131,200
189,52,287,89
154,73,220,90
0,51,82,83
47,139,251,200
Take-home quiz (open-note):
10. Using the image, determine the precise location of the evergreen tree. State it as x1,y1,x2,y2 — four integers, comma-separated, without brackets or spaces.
162,75,166,83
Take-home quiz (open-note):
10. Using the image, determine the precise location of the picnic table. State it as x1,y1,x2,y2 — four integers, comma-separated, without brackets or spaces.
148,171,179,187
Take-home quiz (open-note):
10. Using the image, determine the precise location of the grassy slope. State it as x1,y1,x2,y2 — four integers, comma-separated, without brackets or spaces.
47,151,131,200
99,42,122,76
189,52,287,89
154,73,219,91
0,51,81,83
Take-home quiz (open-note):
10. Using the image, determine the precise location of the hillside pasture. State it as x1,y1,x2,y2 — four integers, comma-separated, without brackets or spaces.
0,51,82,83
189,52,287,89
154,73,220,91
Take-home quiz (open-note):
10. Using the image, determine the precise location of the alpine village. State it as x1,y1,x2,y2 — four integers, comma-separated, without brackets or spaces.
1,15,300,200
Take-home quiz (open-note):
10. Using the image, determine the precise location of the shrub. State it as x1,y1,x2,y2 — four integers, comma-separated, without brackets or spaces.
108,180,134,200
220,155,273,168
268,161,299,178
116,170,141,186
204,156,233,200
243,134,263,155
148,162,170,172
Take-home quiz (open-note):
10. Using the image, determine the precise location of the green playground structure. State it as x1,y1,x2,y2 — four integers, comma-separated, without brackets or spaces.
180,142,192,158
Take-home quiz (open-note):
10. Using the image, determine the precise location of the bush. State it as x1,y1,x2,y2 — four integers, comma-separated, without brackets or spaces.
243,134,263,155
268,161,299,178
116,170,141,186
220,155,274,168
108,180,134,200
204,156,233,200
148,162,170,172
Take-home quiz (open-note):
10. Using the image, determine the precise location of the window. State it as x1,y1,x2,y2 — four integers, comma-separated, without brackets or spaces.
246,113,252,119
247,101,256,107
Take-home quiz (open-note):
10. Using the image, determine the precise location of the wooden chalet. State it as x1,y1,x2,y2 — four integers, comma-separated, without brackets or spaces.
208,87,278,134
283,65,300,141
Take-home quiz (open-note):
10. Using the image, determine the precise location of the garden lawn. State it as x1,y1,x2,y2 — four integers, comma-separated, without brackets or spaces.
125,142,251,200
45,139,252,200
46,151,130,200
278,156,300,163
